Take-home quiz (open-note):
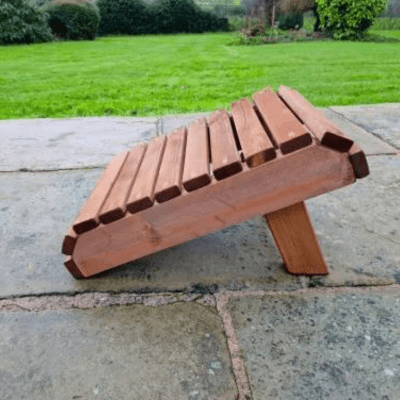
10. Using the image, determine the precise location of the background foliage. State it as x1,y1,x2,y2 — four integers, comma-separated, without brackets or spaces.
0,0,53,45
43,0,100,40
97,0,228,35
316,0,388,39
97,0,152,35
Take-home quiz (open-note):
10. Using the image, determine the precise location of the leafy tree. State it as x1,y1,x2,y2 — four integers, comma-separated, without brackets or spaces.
315,0,388,39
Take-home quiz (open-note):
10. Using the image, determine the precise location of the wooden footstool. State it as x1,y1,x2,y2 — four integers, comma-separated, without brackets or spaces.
62,86,369,278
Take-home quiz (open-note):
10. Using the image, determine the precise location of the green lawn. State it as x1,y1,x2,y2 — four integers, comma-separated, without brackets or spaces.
1,32,400,119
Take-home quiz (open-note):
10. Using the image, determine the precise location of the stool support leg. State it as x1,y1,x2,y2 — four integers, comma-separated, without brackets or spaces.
264,201,329,276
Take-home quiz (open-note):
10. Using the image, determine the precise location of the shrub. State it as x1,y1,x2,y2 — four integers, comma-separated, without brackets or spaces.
315,0,388,39
97,0,152,35
151,0,228,34
44,0,100,40
277,11,304,30
151,0,199,33
0,0,53,45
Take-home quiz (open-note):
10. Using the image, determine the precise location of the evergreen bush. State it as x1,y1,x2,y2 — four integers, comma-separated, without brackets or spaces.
0,0,53,45
44,0,100,40
97,0,228,35
97,0,153,35
151,0,228,34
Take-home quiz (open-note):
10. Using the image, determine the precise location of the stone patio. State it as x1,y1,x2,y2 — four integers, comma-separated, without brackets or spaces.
0,105,399,399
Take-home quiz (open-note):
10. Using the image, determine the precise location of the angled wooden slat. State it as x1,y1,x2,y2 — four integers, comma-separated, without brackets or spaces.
349,144,369,179
182,117,211,192
231,98,276,168
253,89,312,154
99,143,147,224
73,150,129,234
155,127,187,203
126,135,167,214
278,86,354,152
208,109,242,180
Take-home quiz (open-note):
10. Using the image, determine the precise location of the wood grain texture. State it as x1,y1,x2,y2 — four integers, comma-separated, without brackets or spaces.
70,142,355,277
155,127,187,203
265,201,328,276
99,143,147,224
72,150,129,234
278,86,354,152
182,117,211,191
349,144,369,179
208,109,242,180
253,89,312,154
231,98,276,167
126,136,167,214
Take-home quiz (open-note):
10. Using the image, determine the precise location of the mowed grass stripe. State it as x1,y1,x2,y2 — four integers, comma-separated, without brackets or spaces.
0,33,399,119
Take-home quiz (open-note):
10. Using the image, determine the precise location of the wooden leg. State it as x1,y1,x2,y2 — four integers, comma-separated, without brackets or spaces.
264,202,328,276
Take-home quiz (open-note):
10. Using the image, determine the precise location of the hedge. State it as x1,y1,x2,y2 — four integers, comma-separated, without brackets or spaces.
0,0,53,45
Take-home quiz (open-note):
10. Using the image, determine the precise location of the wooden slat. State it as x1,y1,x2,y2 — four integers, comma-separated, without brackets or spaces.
155,127,187,203
265,202,329,275
231,98,276,168
182,117,211,192
208,109,242,180
278,86,354,152
349,144,369,179
73,150,129,234
126,136,166,214
99,143,147,224
64,256,85,279
62,227,77,255
253,89,312,154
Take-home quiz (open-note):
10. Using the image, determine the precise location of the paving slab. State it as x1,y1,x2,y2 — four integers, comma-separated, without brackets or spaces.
330,104,400,150
324,109,398,155
0,169,301,298
160,113,211,134
227,286,400,400
307,155,400,287
0,117,157,171
0,302,237,400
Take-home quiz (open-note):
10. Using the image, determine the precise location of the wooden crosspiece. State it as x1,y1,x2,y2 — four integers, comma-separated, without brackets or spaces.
62,86,369,278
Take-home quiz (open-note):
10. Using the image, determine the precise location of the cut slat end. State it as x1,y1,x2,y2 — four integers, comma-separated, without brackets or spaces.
155,186,181,203
214,162,243,181
321,132,354,153
247,148,276,168
73,218,98,235
280,133,312,154
283,263,329,276
64,256,85,279
62,234,77,255
349,146,369,179
99,207,126,224
127,197,153,215
183,174,211,192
